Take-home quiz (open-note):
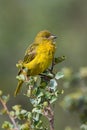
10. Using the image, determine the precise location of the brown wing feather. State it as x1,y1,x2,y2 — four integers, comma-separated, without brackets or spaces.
18,43,38,75
23,43,38,63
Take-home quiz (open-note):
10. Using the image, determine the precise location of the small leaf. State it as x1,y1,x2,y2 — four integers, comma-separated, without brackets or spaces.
55,71,64,80
16,74,25,81
45,91,51,99
2,121,13,129
35,120,43,129
20,122,30,130
33,112,40,121
2,95,10,103
30,97,41,106
27,112,32,119
80,124,87,130
43,101,48,107
49,79,57,90
21,109,27,114
0,109,7,115
40,81,47,88
37,91,44,98
26,89,32,97
32,108,42,114
50,96,58,104
10,111,15,117
54,56,66,64
12,105,21,111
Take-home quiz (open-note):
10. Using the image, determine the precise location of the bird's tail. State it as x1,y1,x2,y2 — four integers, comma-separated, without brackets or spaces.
14,80,23,96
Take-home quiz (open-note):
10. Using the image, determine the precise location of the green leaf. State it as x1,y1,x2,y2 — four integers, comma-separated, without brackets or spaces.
2,95,10,103
21,109,27,115
35,120,43,129
49,79,57,90
33,112,40,121
2,121,13,129
27,112,32,119
54,56,66,64
40,81,47,88
55,71,64,80
20,122,30,130
32,108,42,114
0,108,7,115
30,97,41,106
50,96,58,104
12,105,21,111
37,91,44,98
16,74,25,81
80,124,87,130
10,111,15,117
45,91,51,99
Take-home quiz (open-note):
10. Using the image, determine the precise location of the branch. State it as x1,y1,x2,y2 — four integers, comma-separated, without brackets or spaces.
0,97,19,130
43,104,54,130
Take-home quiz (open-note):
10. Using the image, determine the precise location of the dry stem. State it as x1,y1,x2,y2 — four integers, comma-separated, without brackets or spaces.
0,97,19,130
43,104,54,130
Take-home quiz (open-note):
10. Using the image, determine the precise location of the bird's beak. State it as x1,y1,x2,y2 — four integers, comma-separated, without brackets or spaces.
49,35,58,40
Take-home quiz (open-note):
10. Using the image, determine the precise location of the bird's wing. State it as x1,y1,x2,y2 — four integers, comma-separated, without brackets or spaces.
23,43,38,63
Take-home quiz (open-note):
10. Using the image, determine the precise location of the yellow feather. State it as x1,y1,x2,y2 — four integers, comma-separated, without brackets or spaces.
14,30,57,96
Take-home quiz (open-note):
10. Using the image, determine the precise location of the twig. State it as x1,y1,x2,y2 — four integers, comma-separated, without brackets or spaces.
43,104,54,130
50,59,55,73
0,97,19,130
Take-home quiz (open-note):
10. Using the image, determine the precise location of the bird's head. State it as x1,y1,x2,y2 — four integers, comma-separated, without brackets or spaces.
34,30,57,43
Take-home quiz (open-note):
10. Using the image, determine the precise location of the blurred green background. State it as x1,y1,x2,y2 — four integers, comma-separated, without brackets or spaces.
0,0,87,130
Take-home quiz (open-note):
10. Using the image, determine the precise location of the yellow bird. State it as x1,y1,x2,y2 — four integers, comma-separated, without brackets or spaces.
14,30,57,96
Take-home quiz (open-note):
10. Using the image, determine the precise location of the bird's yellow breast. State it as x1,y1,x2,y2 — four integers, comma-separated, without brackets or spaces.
23,41,55,75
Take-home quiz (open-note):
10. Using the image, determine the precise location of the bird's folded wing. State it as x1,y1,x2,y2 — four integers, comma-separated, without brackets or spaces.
23,43,38,63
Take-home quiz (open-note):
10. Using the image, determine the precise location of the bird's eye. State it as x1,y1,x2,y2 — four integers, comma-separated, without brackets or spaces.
45,35,50,38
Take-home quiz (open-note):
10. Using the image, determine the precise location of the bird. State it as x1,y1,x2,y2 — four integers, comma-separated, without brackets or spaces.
14,30,57,96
